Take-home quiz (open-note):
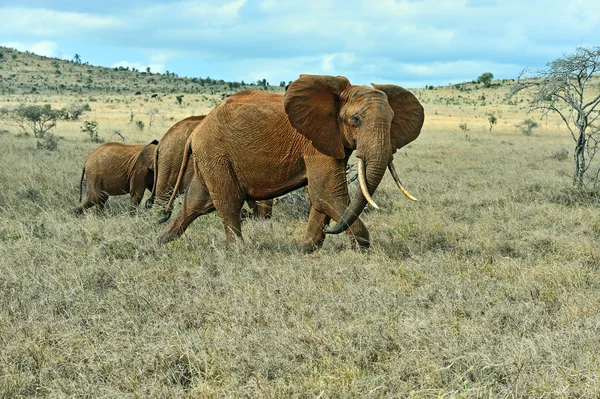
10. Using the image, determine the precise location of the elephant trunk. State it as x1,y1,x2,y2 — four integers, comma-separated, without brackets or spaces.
325,128,390,235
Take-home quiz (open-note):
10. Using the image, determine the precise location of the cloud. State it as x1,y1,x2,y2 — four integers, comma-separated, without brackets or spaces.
1,1,599,87
1,40,59,57
321,53,356,73
0,7,118,38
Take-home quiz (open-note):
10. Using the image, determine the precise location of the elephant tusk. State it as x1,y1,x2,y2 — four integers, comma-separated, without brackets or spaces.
388,162,418,201
358,158,380,210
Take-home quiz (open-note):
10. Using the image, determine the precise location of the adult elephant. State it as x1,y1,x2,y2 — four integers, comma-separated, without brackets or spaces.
146,115,205,209
75,140,158,215
160,74,424,251
146,115,273,219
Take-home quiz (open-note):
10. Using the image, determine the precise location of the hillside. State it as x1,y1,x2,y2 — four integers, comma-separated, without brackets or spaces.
0,46,281,95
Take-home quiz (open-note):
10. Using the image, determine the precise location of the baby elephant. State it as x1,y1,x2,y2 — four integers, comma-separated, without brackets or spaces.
75,140,158,215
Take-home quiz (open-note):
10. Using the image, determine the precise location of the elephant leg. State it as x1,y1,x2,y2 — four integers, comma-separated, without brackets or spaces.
324,205,370,249
255,199,273,219
205,166,245,245
159,179,215,244
155,174,173,204
130,192,144,215
241,199,258,221
75,191,108,216
302,206,330,253
305,158,370,250
344,219,370,250
95,196,108,215
213,196,245,245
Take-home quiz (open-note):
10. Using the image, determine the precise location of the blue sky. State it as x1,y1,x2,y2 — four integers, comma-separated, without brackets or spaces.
1,0,599,88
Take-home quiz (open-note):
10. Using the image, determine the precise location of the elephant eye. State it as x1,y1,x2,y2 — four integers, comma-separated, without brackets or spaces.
351,114,362,127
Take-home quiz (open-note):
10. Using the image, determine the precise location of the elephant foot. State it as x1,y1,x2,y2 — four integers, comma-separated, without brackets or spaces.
158,210,172,224
352,236,371,251
301,239,323,254
158,232,177,245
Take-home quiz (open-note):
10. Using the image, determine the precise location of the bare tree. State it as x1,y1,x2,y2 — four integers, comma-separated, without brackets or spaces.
513,46,600,187
125,103,135,123
147,108,161,127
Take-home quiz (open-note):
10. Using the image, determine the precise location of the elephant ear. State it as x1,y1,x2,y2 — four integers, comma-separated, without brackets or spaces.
284,75,350,159
371,84,424,153
136,140,158,170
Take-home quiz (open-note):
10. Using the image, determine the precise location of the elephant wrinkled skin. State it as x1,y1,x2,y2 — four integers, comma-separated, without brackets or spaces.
146,115,273,220
75,141,158,215
160,74,424,251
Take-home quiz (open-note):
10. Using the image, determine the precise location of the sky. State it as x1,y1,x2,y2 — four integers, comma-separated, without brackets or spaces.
1,0,599,88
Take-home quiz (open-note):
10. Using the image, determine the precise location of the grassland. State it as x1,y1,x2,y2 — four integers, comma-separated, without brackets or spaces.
1,49,600,397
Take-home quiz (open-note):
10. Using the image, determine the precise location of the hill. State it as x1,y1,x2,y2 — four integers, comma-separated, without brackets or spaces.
0,46,281,95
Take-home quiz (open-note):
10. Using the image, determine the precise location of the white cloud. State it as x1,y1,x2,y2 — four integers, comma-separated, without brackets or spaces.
1,1,598,87
0,7,118,37
1,40,58,57
321,53,356,73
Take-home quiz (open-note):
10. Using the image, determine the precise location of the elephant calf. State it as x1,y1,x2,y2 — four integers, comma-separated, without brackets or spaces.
75,140,158,215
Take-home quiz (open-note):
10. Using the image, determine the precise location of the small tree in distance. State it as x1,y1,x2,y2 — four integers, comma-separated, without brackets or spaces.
477,72,494,88
516,118,539,136
512,46,600,188
0,104,60,137
81,120,101,142
488,114,497,131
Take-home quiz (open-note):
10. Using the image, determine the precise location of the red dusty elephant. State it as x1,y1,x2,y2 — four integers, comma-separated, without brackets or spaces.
75,140,158,215
160,74,424,251
147,115,273,220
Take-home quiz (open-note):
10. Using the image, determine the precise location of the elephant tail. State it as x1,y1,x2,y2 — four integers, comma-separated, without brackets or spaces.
78,166,86,203
160,139,191,223
146,145,160,209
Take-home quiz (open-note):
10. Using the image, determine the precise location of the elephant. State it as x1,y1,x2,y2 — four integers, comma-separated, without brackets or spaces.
75,140,158,215
145,115,273,219
159,74,424,251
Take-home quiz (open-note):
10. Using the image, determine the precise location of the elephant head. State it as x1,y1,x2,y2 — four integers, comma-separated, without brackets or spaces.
284,75,424,235
128,139,159,189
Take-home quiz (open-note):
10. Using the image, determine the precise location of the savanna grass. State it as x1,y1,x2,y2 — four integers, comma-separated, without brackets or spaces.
1,68,600,397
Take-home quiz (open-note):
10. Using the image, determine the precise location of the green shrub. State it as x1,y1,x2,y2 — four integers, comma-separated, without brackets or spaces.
36,132,58,151
488,114,498,131
0,104,60,137
81,120,101,142
517,118,539,136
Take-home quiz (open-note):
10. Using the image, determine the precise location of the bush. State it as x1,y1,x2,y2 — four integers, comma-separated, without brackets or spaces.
175,95,184,106
81,120,101,142
63,103,91,121
488,114,498,131
37,132,59,151
477,72,494,88
552,148,569,161
517,119,539,136
0,104,60,137
136,120,145,130
459,122,469,132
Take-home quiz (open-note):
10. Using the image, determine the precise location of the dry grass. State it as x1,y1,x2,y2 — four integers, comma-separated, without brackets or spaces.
2,49,600,397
